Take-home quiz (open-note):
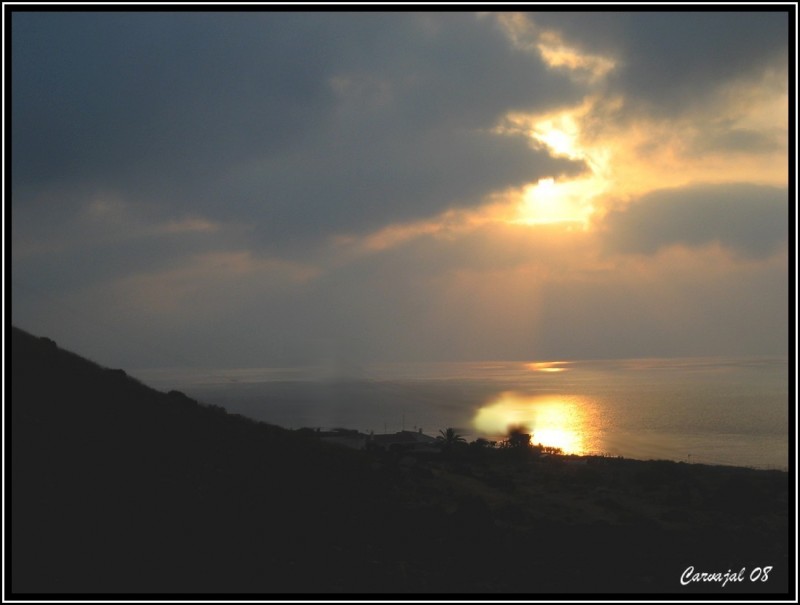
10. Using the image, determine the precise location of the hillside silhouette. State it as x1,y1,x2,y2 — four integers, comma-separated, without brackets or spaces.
9,327,790,596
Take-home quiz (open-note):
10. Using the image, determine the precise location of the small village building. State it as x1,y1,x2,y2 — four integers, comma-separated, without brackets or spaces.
318,428,369,450
367,429,439,455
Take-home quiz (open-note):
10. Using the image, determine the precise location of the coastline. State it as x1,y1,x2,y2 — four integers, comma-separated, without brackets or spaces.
131,356,789,472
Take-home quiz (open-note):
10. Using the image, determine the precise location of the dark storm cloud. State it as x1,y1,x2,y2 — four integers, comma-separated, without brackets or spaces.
600,183,788,259
12,11,585,248
531,11,788,114
12,12,336,191
689,126,784,156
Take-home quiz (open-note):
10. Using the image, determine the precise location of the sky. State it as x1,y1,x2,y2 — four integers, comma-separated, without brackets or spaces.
10,9,791,372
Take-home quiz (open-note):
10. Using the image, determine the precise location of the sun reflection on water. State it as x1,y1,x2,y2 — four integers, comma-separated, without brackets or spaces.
526,361,570,373
472,392,597,455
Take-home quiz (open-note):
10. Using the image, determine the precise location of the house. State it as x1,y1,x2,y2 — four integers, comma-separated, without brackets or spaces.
367,429,440,455
318,428,369,450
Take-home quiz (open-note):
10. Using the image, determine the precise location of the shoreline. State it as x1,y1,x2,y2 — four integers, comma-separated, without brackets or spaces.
307,424,790,473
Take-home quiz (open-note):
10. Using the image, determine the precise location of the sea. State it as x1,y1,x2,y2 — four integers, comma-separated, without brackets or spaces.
132,356,791,470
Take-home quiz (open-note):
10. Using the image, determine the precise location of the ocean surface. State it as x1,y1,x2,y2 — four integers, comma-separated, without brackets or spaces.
133,357,791,470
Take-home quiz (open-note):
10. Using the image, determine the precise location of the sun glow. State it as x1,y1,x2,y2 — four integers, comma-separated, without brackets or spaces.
472,392,594,455
530,113,583,160
501,103,612,228
517,178,589,226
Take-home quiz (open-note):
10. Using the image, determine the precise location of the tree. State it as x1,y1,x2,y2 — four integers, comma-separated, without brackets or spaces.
437,428,466,451
470,437,494,449
501,425,532,450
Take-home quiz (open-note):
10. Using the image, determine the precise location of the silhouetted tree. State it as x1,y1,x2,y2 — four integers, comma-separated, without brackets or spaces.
437,428,466,451
470,437,493,449
502,425,531,449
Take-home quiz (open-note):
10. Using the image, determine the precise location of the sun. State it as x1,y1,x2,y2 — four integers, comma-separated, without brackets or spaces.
513,175,600,227
517,178,580,225
501,103,612,228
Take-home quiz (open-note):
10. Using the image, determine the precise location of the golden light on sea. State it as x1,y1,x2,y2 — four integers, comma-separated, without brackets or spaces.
526,361,570,373
472,392,594,455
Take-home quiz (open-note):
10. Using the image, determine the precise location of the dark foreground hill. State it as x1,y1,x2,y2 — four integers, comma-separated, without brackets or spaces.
9,327,791,596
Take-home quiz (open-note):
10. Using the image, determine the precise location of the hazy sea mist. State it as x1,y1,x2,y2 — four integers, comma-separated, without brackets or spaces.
134,356,789,470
